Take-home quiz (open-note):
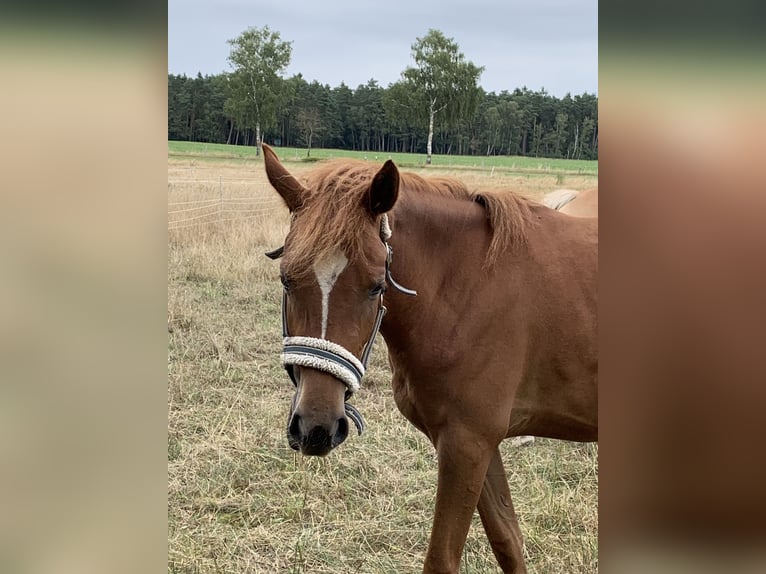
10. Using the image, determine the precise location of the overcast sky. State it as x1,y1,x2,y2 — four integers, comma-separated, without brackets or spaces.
168,0,597,97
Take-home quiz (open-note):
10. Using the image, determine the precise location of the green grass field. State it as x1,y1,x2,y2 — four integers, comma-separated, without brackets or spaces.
168,140,598,176
167,152,598,573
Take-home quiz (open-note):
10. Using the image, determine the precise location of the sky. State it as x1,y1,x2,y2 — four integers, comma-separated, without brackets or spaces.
168,0,597,97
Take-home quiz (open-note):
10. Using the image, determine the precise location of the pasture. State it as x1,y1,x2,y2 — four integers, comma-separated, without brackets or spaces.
168,140,599,176
167,146,598,573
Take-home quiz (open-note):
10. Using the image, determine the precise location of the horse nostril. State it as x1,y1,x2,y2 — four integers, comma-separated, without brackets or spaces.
332,416,349,448
287,413,302,450
288,413,302,437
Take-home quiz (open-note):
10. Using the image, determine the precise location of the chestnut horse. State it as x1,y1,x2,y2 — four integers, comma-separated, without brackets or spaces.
543,187,599,217
262,144,597,574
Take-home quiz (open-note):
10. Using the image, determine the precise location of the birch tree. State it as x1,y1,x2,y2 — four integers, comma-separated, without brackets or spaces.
402,29,483,164
227,26,292,155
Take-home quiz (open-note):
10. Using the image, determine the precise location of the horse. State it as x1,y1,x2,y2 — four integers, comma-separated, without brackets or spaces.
511,186,598,451
543,187,598,217
261,144,598,574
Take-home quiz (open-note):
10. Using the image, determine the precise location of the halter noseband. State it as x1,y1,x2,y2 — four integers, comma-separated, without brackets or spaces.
265,214,416,436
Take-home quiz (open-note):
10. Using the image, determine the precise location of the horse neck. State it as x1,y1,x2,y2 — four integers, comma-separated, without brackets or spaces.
379,191,492,348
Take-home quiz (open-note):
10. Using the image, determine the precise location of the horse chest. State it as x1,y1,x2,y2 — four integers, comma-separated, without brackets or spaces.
390,371,431,432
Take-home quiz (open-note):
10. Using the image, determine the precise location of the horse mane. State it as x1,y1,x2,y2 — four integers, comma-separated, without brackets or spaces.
285,159,532,275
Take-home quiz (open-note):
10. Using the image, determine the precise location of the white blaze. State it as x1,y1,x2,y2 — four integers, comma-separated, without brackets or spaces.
312,248,348,338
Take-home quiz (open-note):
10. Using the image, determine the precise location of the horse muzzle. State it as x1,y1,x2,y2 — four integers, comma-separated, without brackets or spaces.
286,395,350,456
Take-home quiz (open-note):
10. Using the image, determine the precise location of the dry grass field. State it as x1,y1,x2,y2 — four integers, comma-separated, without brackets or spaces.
168,153,598,573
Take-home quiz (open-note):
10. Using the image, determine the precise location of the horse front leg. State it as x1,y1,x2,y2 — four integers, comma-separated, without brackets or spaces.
476,447,527,573
422,428,494,574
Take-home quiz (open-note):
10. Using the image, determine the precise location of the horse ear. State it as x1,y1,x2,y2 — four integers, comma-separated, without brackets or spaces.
368,160,399,216
262,144,306,212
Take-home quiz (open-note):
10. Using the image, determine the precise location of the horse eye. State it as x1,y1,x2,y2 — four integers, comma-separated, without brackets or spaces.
369,281,386,298
280,273,293,291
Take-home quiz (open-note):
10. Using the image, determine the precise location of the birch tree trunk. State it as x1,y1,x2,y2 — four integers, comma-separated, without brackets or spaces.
573,122,580,159
426,99,435,165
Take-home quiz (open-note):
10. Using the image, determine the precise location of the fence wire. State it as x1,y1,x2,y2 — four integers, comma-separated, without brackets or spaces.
168,178,285,230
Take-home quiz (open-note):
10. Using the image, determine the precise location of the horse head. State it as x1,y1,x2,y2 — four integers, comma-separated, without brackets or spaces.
262,144,403,456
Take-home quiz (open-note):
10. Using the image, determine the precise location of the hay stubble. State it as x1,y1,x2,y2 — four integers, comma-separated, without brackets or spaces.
168,155,597,573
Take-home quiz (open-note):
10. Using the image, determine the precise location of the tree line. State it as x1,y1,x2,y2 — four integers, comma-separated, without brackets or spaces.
168,28,597,160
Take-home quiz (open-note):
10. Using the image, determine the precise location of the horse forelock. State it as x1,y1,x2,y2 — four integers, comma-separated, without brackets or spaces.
282,160,383,278
281,159,533,276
